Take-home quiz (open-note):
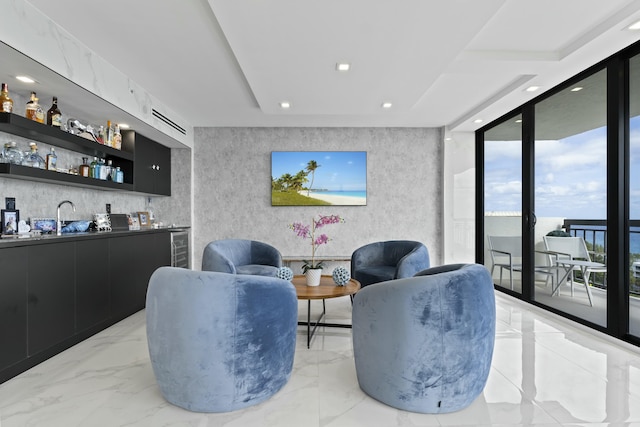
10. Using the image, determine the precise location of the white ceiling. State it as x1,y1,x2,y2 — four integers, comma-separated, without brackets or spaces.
24,0,640,133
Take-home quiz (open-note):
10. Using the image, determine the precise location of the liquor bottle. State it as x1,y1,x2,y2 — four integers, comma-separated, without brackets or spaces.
99,158,108,180
22,143,45,168
0,83,13,113
97,125,105,144
3,141,23,164
112,124,122,150
25,92,44,123
79,157,90,177
90,157,99,178
46,97,62,128
105,120,114,147
115,167,124,183
46,147,57,171
106,159,114,180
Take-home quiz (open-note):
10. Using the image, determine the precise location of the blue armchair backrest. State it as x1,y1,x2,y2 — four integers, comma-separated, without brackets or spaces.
146,266,297,412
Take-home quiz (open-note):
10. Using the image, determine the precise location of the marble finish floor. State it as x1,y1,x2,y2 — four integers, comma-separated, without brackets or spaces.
2,293,640,426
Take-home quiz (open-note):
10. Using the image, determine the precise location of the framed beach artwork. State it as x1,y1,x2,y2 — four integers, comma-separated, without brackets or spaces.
271,151,367,206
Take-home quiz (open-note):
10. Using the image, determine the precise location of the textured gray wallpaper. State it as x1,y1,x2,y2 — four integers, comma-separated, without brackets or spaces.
193,127,444,272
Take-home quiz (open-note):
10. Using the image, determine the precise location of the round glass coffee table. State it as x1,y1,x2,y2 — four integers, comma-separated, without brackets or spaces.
292,275,360,348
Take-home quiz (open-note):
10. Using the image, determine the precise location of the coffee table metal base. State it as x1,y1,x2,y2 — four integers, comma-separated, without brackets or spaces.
292,275,360,349
298,299,353,348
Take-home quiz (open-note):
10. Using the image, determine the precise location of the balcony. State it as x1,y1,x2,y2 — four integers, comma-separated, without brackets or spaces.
485,216,640,334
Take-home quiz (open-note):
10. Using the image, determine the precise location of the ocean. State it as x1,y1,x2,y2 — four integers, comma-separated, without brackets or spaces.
576,225,640,254
311,191,366,199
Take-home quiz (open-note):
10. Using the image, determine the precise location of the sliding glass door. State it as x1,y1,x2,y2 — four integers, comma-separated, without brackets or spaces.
629,54,640,337
478,40,640,345
483,115,523,294
532,69,608,327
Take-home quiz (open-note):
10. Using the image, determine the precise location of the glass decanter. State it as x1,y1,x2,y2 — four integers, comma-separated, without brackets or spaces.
22,143,45,169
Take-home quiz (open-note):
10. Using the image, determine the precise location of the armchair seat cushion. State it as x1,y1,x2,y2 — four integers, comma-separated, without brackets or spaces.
202,239,282,276
351,240,430,288
236,264,279,277
355,266,396,285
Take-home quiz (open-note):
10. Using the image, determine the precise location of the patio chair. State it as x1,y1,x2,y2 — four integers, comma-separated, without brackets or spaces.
488,235,557,291
487,235,521,290
543,236,607,306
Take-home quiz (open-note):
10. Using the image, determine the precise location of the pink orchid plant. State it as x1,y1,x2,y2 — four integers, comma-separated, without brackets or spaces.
289,214,344,273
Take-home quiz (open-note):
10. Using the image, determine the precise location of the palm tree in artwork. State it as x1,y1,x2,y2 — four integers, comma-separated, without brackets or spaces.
280,173,294,190
305,160,320,196
293,170,308,192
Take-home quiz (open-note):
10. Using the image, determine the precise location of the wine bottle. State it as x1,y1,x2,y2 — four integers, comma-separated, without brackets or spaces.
46,97,62,127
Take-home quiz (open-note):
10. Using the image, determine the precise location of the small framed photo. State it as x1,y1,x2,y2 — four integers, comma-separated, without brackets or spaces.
1,209,20,235
31,218,57,233
128,214,140,231
137,211,150,227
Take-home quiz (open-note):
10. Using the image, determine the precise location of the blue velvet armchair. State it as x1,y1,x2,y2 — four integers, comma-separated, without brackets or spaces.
202,239,282,277
352,263,495,413
146,267,298,413
351,240,430,288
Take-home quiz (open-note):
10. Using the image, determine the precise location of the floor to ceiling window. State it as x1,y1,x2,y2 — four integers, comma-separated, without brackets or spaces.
478,40,640,345
629,53,640,338
483,115,523,294
532,69,607,327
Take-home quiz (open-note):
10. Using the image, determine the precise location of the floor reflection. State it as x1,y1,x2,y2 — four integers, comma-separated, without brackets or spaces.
1,292,640,426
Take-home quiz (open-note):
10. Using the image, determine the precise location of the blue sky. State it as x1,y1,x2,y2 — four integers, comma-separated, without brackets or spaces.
271,151,367,191
485,116,640,219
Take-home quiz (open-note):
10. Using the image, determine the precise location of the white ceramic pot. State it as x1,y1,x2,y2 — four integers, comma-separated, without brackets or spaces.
305,268,322,286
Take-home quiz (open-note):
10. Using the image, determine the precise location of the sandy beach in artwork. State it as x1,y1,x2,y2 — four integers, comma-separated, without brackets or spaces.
298,191,366,205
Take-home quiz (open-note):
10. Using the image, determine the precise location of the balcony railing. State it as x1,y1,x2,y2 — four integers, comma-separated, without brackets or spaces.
562,219,640,293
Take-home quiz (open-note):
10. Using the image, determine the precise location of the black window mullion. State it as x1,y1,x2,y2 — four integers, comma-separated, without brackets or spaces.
607,55,629,337
522,105,535,301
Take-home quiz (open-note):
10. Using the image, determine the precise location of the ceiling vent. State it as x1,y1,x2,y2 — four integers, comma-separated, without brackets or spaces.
152,108,187,135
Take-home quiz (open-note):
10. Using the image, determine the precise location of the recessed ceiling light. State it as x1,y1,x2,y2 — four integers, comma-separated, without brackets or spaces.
473,119,483,124
16,75,35,83
381,102,392,109
336,63,350,72
571,87,583,92
525,86,540,92
515,119,523,123
118,123,130,129
279,101,291,109
628,20,640,30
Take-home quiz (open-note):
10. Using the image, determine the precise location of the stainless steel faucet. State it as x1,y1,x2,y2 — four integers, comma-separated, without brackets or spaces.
56,200,76,236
